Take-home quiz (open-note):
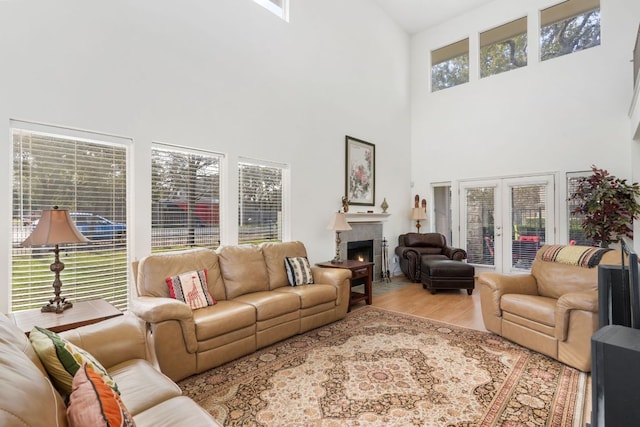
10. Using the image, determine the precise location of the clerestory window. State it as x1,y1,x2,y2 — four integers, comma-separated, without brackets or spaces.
431,38,470,92
540,0,600,61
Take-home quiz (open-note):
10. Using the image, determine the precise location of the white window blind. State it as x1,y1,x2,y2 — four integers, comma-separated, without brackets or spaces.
151,145,222,252
12,126,128,311
238,160,284,244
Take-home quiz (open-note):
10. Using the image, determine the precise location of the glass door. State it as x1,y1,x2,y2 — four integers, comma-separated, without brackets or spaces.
461,175,555,274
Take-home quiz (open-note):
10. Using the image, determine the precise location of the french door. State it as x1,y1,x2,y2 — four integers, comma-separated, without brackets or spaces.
460,175,555,274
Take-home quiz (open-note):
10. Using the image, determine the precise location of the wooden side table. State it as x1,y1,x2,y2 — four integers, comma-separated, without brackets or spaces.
316,260,374,310
9,299,123,336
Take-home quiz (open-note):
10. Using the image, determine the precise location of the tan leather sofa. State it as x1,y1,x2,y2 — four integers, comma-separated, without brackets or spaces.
0,312,219,427
478,245,621,372
131,241,351,381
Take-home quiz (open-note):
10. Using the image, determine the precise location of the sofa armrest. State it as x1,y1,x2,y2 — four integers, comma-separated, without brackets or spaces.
130,297,198,353
60,313,149,370
478,273,538,317
443,246,467,260
311,267,352,308
555,291,598,341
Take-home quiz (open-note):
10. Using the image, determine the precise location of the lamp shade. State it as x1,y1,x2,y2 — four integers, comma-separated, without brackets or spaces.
22,207,90,247
327,211,352,232
410,207,427,221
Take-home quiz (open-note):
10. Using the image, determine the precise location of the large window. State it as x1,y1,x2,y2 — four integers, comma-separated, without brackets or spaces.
238,160,286,244
540,0,600,61
151,145,223,252
567,171,593,245
480,17,528,78
12,124,128,311
431,38,470,92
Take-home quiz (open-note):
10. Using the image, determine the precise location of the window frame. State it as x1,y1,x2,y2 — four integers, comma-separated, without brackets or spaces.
237,157,290,245
151,143,225,253
11,120,130,312
430,38,470,92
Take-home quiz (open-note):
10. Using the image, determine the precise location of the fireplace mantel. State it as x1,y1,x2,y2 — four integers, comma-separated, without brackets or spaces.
345,213,391,223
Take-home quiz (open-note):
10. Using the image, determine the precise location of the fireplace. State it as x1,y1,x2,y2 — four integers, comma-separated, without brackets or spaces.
347,240,374,287
339,222,383,280
347,240,373,263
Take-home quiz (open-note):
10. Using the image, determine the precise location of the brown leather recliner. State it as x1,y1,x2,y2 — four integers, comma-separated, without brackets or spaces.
395,233,467,282
478,245,622,372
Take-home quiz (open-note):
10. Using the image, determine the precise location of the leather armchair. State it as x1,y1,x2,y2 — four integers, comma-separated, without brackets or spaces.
478,245,622,372
395,233,467,282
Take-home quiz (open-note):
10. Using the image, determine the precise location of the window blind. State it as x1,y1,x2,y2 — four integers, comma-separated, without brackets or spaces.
151,145,222,252
12,127,128,311
238,160,284,244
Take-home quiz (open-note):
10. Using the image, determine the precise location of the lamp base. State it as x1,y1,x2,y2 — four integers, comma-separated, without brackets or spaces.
41,298,73,313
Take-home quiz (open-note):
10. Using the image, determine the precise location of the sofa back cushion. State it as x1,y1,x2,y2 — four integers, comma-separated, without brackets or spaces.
0,314,68,427
261,241,308,289
135,248,226,302
532,245,622,299
403,233,446,249
218,244,270,299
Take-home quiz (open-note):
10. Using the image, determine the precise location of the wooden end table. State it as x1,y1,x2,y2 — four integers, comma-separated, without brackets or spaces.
316,260,374,311
9,299,123,336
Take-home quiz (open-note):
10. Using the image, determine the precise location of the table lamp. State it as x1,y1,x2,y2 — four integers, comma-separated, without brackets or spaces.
411,207,427,233
22,206,90,313
327,211,352,263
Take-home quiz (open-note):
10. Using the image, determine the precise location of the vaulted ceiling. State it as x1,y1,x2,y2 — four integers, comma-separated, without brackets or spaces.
371,0,497,34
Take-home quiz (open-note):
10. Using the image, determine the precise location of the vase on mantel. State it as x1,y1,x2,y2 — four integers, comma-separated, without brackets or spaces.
380,198,389,213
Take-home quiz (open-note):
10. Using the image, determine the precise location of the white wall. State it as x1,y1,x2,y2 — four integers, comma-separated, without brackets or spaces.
0,0,412,312
411,0,640,245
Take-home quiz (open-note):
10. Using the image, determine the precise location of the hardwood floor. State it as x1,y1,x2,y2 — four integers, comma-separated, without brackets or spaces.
359,275,592,426
353,276,486,331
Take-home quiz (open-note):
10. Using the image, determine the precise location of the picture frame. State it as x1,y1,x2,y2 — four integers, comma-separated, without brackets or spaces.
345,135,375,206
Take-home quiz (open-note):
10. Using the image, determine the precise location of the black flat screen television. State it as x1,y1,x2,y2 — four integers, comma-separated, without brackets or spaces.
597,237,640,329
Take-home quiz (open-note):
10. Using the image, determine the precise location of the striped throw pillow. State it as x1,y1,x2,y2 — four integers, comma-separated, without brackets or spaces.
285,256,314,286
166,269,217,310
67,363,135,427
29,326,119,396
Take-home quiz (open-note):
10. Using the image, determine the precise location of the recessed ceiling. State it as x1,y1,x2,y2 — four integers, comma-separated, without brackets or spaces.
372,0,497,34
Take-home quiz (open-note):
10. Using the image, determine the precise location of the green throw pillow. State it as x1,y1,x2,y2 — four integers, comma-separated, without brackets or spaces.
29,326,119,396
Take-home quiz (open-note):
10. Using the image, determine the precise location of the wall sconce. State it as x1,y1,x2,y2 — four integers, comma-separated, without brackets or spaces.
411,207,427,233
22,206,89,313
327,211,352,263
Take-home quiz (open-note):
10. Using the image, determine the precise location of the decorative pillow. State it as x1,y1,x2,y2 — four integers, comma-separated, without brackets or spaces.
166,269,217,310
67,363,136,427
29,326,119,396
285,256,314,286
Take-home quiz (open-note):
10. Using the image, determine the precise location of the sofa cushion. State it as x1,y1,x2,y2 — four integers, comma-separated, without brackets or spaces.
275,284,337,308
166,269,217,310
261,241,308,289
218,245,270,299
192,300,256,341
500,294,557,327
285,256,314,286
133,396,219,426
233,291,300,321
29,325,119,396
67,363,135,427
108,359,182,416
403,232,445,248
136,248,227,302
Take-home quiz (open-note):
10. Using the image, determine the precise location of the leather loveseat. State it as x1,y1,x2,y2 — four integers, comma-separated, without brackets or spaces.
395,232,467,282
131,241,351,381
0,312,219,427
478,244,621,371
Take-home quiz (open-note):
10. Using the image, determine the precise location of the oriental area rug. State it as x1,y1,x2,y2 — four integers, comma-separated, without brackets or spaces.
179,307,586,427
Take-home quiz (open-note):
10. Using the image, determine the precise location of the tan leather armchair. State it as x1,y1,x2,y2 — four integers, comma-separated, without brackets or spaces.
395,233,467,282
478,245,621,372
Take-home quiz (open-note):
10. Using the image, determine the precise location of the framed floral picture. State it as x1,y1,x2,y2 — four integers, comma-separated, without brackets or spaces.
345,135,375,206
